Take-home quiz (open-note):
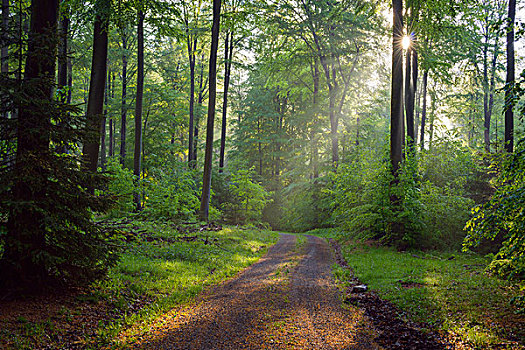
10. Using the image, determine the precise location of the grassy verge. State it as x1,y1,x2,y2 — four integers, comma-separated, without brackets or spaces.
308,229,525,349
0,221,279,349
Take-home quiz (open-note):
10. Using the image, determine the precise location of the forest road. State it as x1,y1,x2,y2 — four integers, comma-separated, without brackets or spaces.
133,234,380,349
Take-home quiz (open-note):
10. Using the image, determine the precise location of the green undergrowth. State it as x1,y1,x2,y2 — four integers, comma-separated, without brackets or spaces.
95,222,278,348
322,229,525,349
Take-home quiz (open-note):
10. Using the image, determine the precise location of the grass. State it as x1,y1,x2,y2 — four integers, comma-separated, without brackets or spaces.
0,221,279,349
320,230,525,349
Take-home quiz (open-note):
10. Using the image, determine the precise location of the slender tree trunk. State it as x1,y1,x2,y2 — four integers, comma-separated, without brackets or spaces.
405,46,414,150
57,3,68,103
391,0,404,177
100,65,110,171
4,0,58,285
1,0,8,75
120,31,127,165
194,53,206,163
482,30,490,152
82,2,109,174
67,50,72,104
219,31,233,173
312,60,319,179
199,0,221,221
419,69,428,150
505,0,516,152
428,89,436,150
133,10,144,211
187,33,196,167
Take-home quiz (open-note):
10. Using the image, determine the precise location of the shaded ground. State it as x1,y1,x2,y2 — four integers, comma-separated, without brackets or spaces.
131,234,376,349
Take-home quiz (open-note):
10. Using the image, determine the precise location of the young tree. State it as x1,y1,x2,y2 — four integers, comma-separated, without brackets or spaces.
2,0,59,285
199,0,221,221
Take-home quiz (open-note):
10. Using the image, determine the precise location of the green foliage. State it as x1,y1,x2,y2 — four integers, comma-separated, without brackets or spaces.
330,142,476,250
141,163,200,222
279,178,332,232
222,167,272,224
464,138,525,279
103,157,136,216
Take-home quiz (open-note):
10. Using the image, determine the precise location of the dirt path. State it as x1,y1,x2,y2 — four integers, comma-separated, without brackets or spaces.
132,234,379,349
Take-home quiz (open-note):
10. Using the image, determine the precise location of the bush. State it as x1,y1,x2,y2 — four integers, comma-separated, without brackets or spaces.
222,167,271,224
142,163,200,222
330,142,476,250
102,157,136,217
464,138,525,279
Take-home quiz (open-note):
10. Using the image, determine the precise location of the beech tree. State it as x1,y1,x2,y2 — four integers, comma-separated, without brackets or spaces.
199,0,221,221
504,0,516,153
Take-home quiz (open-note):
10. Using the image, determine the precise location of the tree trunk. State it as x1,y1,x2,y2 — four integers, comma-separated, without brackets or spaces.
57,3,68,103
419,69,428,150
187,34,196,167
390,0,404,177
219,31,233,173
405,46,417,152
482,29,490,152
100,66,110,171
312,59,319,179
133,10,144,211
120,30,127,165
505,0,516,153
194,53,206,163
1,0,8,75
4,0,58,285
199,0,221,222
82,2,109,174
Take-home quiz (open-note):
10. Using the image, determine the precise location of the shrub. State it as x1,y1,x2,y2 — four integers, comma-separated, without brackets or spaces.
464,138,525,279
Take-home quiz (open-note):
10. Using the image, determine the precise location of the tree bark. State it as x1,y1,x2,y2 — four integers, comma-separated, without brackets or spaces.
120,30,127,165
82,1,109,174
390,0,404,177
419,69,428,150
505,0,515,153
57,2,68,103
187,30,197,167
199,0,221,222
133,10,144,211
219,31,233,173
100,65,110,171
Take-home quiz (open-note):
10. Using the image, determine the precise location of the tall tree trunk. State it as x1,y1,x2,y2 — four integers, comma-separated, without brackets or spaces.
505,0,516,153
199,0,221,221
1,0,8,75
120,30,127,165
311,60,319,179
67,49,72,104
187,33,196,167
194,53,206,163
482,29,490,152
419,69,428,150
133,10,144,211
82,2,108,174
4,0,58,285
405,46,414,150
391,0,404,177
57,2,68,103
219,31,233,173
100,65,110,171
390,0,405,242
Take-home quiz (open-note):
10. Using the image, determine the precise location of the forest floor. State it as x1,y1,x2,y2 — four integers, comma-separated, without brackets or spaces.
121,234,453,349
1,227,523,349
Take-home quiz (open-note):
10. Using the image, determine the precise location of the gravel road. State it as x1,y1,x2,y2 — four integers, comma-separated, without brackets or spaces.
133,234,380,349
